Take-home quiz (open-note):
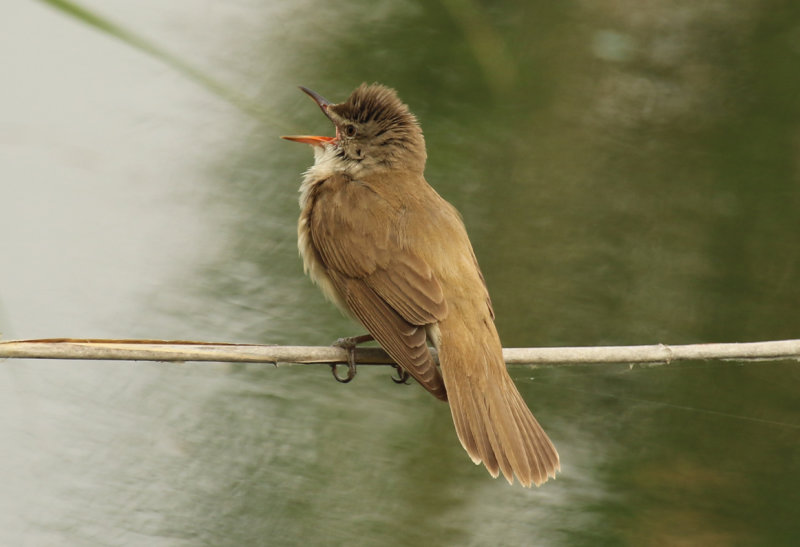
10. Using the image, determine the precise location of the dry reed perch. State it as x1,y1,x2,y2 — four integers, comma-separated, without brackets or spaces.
1,338,798,367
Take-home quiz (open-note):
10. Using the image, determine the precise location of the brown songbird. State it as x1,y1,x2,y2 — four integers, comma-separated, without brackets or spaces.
282,83,559,486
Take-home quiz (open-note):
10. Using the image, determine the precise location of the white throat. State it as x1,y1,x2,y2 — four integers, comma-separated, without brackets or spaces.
298,145,350,209
308,144,349,179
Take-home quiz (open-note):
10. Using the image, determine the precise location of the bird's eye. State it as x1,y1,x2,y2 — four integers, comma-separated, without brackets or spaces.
343,124,357,137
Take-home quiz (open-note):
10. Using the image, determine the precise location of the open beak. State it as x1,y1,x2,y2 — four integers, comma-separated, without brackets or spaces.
281,86,337,147
298,86,333,117
281,135,336,146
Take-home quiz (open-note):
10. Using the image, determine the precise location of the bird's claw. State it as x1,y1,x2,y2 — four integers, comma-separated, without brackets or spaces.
391,364,410,384
330,334,410,387
330,334,373,384
330,360,357,383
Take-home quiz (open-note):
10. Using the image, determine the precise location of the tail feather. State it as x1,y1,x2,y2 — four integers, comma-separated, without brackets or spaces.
506,375,560,484
448,379,482,465
438,320,560,487
507,389,548,480
480,379,530,484
448,363,498,473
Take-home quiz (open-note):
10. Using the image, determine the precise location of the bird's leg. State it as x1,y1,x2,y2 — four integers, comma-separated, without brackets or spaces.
330,334,374,383
391,364,411,385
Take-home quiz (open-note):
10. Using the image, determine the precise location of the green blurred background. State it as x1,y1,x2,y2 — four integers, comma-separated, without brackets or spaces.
1,0,799,545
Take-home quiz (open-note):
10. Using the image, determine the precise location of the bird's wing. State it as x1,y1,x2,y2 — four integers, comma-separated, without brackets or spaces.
363,252,447,325
328,271,446,399
308,174,448,399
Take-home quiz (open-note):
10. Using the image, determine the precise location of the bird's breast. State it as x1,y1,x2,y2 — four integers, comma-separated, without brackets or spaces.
297,174,349,313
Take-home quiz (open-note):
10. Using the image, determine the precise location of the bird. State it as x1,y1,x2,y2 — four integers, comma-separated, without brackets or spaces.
282,83,559,487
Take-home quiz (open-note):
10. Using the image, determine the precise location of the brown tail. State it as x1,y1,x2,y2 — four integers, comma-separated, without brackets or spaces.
436,317,560,487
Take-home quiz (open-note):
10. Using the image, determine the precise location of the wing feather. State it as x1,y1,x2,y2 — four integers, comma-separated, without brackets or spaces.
306,174,451,399
329,271,447,400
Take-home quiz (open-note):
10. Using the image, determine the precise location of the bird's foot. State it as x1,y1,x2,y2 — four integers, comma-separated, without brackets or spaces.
330,334,374,383
390,364,410,385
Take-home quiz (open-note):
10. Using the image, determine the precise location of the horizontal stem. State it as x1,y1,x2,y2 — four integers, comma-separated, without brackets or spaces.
1,338,799,366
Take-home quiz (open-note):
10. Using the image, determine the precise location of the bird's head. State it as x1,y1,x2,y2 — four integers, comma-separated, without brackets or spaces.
283,83,426,174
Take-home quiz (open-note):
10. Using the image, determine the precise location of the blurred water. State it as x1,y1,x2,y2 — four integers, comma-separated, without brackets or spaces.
1,0,799,545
